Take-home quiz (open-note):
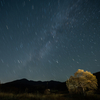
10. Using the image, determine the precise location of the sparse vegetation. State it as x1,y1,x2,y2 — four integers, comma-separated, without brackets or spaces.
0,92,100,100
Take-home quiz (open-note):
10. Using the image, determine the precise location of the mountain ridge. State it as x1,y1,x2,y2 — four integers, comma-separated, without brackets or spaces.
0,71,99,94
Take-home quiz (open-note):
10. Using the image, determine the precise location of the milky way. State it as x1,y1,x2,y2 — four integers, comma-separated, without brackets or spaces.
0,0,100,83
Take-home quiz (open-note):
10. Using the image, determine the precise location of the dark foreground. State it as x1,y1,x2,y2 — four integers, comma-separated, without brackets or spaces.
0,93,100,100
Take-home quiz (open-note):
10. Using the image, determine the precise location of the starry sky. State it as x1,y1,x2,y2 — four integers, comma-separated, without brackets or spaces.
0,0,100,83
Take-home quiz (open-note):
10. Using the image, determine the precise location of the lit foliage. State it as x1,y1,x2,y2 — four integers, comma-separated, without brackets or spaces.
66,69,98,94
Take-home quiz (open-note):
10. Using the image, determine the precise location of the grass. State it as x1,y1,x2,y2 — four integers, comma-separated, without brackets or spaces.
0,93,65,100
0,92,100,100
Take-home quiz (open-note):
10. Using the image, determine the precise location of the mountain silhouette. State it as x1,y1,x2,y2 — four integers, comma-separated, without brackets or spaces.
3,78,63,88
0,71,100,94
1,79,67,93
93,71,100,89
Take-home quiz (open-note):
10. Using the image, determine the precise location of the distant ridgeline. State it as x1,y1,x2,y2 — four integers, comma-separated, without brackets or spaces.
0,79,68,94
0,71,100,94
93,72,100,89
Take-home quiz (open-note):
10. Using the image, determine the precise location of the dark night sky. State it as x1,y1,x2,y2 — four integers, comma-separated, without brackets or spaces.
0,0,100,83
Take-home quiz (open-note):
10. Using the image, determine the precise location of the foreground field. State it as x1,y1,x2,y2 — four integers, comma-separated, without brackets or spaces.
0,93,100,100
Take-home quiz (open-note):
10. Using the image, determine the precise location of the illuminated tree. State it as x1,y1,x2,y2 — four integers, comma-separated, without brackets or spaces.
66,69,98,95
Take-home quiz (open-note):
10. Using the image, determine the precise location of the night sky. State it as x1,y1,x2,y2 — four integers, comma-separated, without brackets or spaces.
0,0,100,83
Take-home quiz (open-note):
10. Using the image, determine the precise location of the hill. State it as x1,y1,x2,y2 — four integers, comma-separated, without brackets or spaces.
0,79,67,94
0,71,100,94
93,71,100,89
